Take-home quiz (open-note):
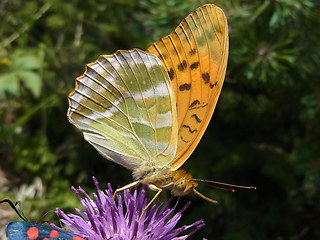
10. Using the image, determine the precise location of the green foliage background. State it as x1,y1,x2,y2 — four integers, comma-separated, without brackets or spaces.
1,0,319,239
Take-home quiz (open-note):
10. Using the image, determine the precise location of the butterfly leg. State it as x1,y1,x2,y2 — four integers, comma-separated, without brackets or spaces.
138,184,162,222
112,181,140,202
193,188,218,204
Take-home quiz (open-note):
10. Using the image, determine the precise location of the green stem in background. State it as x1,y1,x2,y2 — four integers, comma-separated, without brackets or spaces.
2,95,60,139
0,3,51,48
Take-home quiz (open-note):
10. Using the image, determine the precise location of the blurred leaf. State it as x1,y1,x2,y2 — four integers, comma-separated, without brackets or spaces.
14,56,41,70
17,71,42,97
0,73,19,96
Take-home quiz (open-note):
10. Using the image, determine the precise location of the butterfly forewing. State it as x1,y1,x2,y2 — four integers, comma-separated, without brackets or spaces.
68,49,178,169
147,4,229,170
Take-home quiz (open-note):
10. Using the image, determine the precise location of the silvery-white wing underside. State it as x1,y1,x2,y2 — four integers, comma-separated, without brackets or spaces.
68,49,178,170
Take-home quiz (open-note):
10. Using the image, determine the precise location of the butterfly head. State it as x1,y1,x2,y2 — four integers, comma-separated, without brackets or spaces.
170,170,221,204
136,167,198,197
170,169,198,196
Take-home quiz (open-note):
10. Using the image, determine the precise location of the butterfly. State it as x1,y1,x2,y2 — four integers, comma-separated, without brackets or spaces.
67,4,229,205
1,199,87,240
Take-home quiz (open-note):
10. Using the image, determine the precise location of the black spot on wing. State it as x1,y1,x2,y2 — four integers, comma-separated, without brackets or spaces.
178,60,187,71
183,124,197,133
189,48,196,55
179,83,191,91
189,100,208,109
168,68,175,80
190,62,200,70
189,100,200,108
202,73,210,84
201,103,208,108
161,53,168,59
180,136,190,143
191,114,202,123
210,81,218,88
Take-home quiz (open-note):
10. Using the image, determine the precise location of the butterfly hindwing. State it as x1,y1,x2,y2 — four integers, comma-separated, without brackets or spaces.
6,222,86,240
68,49,178,170
147,4,229,170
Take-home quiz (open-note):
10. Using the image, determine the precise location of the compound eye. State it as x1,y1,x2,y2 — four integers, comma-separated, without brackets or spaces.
175,178,186,190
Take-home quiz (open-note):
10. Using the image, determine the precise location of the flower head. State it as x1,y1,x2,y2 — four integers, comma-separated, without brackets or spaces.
56,177,204,240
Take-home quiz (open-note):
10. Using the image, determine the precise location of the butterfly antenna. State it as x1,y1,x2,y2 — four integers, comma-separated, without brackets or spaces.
193,179,256,191
0,199,28,222
49,210,64,229
208,185,236,192
14,200,29,221
37,209,57,224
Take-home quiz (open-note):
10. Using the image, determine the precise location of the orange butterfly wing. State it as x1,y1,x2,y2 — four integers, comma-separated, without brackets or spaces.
146,4,229,170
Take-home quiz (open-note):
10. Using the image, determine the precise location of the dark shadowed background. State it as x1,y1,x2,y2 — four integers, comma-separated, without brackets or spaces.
1,0,319,239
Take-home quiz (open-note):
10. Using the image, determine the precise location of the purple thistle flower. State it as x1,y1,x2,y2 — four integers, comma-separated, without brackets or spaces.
56,177,204,240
